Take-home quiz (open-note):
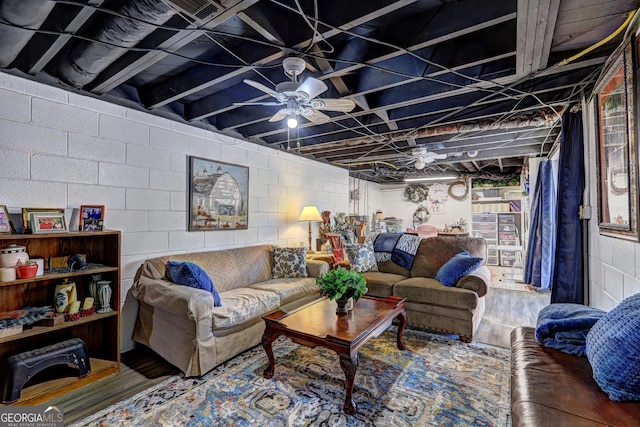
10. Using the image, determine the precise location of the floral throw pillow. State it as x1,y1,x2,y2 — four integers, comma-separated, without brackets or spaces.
344,242,378,273
271,247,308,279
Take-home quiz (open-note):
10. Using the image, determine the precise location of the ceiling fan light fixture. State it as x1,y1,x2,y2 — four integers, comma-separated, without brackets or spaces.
415,159,426,170
287,115,298,129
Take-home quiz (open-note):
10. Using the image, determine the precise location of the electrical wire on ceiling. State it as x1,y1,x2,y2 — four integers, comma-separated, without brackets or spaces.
1,0,593,127
200,31,277,88
2,0,629,178
13,0,527,97
36,0,634,113
333,161,400,170
295,0,334,55
297,78,591,156
338,8,637,148
269,0,601,113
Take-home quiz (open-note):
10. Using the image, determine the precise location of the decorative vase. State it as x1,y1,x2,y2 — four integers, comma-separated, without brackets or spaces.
89,274,101,307
97,280,113,313
336,297,349,315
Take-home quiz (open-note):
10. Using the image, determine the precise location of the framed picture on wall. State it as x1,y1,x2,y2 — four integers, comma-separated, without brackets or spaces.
594,41,638,240
188,156,249,231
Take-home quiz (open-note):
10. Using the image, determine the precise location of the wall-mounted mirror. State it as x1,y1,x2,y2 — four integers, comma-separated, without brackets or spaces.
595,42,638,239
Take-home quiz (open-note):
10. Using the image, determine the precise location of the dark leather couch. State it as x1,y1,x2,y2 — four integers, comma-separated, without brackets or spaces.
510,326,640,426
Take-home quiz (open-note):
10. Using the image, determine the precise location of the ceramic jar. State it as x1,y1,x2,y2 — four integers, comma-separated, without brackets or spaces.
0,244,29,268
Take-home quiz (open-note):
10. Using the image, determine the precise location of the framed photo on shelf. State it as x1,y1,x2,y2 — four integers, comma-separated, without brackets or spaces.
30,212,68,234
188,156,249,231
22,208,65,233
0,205,16,234
80,205,105,231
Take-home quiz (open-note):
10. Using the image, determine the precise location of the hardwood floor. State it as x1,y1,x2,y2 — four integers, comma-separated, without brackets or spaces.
46,284,549,424
475,286,550,348
46,346,180,424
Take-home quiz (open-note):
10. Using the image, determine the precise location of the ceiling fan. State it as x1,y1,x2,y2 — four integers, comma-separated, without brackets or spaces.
410,147,448,170
234,57,355,128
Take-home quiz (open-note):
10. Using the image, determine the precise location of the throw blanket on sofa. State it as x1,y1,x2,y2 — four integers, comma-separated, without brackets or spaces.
367,232,423,270
535,303,606,356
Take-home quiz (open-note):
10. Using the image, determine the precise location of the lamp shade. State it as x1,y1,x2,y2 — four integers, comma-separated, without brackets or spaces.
298,205,323,222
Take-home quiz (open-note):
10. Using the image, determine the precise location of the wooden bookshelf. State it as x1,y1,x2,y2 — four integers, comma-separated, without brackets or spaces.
0,231,121,405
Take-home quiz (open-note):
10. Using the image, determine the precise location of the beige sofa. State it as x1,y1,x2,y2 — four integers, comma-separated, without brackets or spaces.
131,245,328,377
362,236,490,342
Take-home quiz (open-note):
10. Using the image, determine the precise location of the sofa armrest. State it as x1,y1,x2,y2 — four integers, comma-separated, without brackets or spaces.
306,259,330,277
455,265,489,297
133,263,214,321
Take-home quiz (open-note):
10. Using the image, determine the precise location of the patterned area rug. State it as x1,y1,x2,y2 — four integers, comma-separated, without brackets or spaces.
72,328,510,427
489,266,534,292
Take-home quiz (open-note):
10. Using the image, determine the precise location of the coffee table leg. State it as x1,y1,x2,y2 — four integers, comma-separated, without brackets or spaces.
261,328,278,378
396,310,408,350
338,352,358,414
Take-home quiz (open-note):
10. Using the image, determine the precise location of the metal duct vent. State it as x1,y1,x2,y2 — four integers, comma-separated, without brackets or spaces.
163,0,219,22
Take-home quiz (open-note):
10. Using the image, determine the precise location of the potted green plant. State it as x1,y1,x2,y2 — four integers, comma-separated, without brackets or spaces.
316,267,368,314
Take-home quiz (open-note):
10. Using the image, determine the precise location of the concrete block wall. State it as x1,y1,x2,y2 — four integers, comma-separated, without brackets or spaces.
584,98,640,310
0,72,349,350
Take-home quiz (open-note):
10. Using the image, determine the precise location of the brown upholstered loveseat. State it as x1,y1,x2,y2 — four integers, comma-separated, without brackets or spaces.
510,326,640,426
362,236,490,342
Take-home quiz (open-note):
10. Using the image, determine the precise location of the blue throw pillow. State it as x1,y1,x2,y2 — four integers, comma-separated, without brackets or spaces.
586,293,640,402
434,251,483,287
167,261,222,306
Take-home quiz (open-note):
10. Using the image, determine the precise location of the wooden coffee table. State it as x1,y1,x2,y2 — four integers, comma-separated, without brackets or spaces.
261,295,407,414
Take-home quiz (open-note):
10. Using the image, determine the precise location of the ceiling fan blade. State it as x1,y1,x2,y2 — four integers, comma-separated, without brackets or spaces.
233,101,284,107
296,77,327,100
310,98,355,112
301,108,330,124
268,109,288,122
423,153,447,163
243,79,278,98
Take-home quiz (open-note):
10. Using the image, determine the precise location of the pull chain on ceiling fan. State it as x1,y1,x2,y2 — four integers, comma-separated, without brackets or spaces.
234,58,355,127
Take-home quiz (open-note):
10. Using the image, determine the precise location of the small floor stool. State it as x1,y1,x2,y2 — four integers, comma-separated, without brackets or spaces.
2,337,91,403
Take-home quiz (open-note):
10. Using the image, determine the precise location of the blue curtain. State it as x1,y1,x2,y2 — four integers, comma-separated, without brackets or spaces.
525,160,557,289
551,111,584,304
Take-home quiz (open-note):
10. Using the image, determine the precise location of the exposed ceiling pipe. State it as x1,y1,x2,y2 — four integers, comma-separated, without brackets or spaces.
54,0,176,88
411,113,561,137
344,109,564,147
0,0,56,68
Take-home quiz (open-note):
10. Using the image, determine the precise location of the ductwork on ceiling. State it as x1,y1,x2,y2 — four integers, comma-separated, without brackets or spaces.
54,0,176,88
341,110,563,148
0,0,56,68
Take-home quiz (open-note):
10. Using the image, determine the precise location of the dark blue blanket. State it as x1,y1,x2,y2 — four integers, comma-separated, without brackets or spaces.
535,303,606,356
370,232,422,270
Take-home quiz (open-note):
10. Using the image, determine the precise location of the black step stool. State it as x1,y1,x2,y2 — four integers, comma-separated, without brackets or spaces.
2,338,91,403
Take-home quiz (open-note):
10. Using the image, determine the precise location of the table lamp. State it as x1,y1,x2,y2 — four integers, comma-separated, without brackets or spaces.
298,205,323,251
